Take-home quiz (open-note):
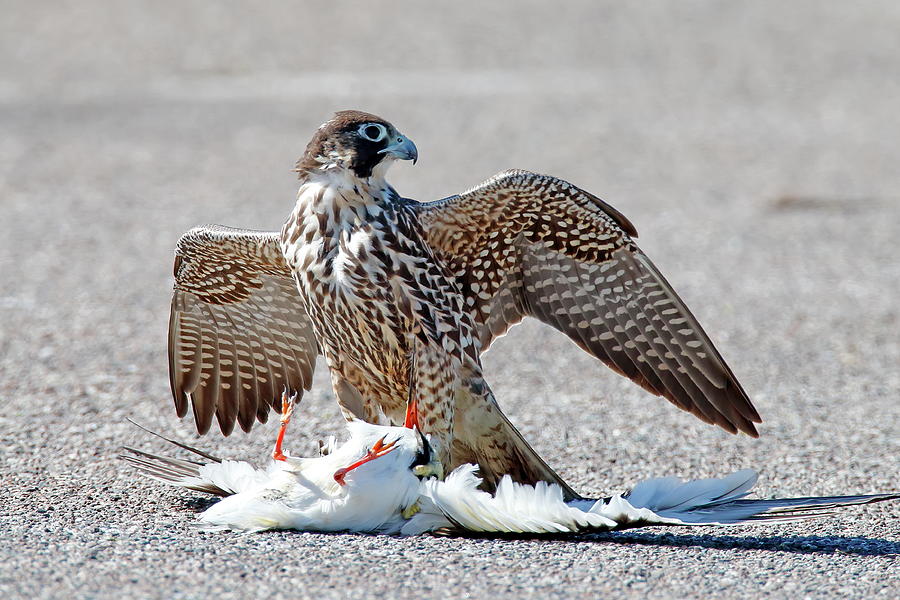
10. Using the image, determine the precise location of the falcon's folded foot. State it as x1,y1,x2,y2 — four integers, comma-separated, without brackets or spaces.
272,390,297,462
401,501,421,519
413,460,444,480
333,435,398,486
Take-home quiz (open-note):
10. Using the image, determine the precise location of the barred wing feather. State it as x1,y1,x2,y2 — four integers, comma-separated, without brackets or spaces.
412,170,760,435
169,225,318,435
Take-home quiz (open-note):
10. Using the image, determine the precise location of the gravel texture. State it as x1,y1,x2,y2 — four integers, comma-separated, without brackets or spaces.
1,2,898,599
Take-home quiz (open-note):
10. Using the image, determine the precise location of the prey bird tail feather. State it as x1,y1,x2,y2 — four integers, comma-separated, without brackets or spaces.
592,470,900,527
120,421,263,497
120,447,229,497
125,418,223,463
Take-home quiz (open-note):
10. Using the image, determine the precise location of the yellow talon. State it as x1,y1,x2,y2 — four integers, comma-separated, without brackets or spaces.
413,460,444,480
402,501,421,519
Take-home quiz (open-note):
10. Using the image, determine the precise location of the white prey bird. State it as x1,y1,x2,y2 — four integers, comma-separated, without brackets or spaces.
122,394,898,536
122,394,441,533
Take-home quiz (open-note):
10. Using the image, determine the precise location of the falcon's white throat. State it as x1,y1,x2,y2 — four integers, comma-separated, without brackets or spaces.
282,171,394,283
295,168,394,222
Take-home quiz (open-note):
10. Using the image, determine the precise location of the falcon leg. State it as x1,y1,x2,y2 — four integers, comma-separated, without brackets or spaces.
404,395,420,429
408,343,455,471
272,390,296,461
404,338,421,430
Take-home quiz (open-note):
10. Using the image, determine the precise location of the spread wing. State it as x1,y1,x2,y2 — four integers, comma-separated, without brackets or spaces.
169,225,318,435
410,170,761,436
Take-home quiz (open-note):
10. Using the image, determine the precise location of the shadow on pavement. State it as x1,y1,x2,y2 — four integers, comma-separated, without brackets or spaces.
178,497,219,512
433,529,899,556
581,531,899,557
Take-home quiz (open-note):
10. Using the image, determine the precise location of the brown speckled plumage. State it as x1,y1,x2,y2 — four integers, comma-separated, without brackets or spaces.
169,226,318,435
169,111,760,498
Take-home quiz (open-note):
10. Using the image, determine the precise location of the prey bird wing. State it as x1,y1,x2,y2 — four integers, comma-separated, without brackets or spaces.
169,225,319,435
120,420,899,536
411,170,761,436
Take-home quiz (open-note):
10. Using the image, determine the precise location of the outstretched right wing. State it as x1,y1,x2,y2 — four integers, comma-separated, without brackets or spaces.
169,225,319,435
411,170,760,436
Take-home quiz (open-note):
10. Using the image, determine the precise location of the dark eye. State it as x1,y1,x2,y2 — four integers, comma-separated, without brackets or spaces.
358,123,387,142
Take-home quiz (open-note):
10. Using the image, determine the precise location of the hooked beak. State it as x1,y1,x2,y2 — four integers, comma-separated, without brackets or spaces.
379,135,418,164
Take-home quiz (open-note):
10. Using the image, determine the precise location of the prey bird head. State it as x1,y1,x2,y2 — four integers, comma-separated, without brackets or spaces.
409,427,443,480
334,422,442,486
296,110,418,179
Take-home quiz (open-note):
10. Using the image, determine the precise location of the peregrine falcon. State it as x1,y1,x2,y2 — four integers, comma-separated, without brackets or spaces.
168,110,761,499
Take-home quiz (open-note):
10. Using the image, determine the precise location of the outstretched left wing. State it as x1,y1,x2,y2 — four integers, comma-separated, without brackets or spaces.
410,170,761,436
169,225,319,435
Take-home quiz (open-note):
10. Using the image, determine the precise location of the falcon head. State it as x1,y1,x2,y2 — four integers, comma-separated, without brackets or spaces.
296,110,418,179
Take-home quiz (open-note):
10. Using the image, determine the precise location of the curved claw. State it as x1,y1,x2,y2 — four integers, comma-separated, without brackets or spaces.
413,461,444,480
401,501,421,520
280,391,296,424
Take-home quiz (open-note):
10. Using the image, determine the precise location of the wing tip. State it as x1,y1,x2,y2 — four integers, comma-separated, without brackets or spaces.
188,391,215,436
173,394,189,418
215,411,236,437
739,421,761,438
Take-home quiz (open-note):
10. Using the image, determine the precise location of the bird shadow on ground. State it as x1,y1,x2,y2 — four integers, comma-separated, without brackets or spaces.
448,529,899,557
587,530,899,557
177,497,219,511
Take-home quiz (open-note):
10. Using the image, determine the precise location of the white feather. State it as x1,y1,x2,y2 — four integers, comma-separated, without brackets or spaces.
125,424,897,536
191,460,271,495
406,466,896,535
147,421,423,533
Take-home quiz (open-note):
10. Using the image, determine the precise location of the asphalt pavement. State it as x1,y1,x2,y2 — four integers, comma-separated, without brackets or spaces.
1,2,898,598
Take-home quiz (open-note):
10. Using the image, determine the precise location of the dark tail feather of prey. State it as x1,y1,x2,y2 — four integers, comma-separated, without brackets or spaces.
694,493,900,525
119,419,231,496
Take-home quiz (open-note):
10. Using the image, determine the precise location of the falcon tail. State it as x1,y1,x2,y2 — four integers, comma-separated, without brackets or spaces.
403,467,899,535
452,382,582,501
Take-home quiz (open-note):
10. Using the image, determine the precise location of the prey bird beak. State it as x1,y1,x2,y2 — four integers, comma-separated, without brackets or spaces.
333,435,398,486
379,136,418,164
